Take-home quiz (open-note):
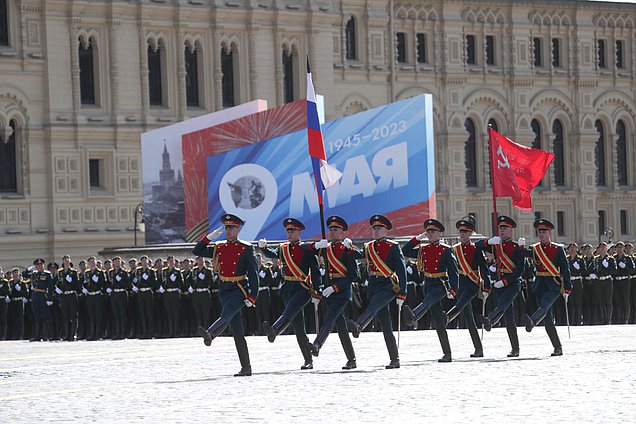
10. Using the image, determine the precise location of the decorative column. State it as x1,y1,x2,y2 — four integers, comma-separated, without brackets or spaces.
68,18,81,119
108,18,121,121
138,20,149,122
176,24,187,119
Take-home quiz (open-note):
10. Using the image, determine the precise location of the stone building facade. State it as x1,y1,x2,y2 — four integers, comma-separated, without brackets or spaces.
1,0,635,265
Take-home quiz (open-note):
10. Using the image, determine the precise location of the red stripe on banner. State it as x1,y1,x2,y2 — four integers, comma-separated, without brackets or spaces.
307,128,326,160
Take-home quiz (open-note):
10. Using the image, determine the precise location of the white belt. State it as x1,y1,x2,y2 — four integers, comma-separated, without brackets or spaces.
195,288,209,292
598,276,611,280
63,290,77,295
12,297,24,301
139,287,153,292
113,289,127,293
407,281,415,286
615,276,629,280
88,291,101,295
259,287,269,291
0,296,5,299
270,287,280,291
571,276,582,280
210,289,219,293
166,288,180,292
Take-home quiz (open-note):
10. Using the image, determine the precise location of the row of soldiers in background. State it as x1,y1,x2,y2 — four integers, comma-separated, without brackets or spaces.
0,240,635,343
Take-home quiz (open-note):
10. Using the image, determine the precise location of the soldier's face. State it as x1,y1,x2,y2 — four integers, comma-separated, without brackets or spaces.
598,245,608,256
167,258,175,267
372,225,388,240
12,270,20,279
426,229,441,243
328,226,344,242
286,228,301,243
196,257,204,267
626,246,633,255
537,229,551,243
566,245,578,255
616,245,624,255
113,259,121,269
458,230,472,243
63,259,71,268
35,262,44,272
498,225,512,240
88,259,96,269
225,225,240,240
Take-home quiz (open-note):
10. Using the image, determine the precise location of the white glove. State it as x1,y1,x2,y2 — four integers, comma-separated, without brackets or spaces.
188,286,194,294
589,273,598,279
314,239,329,249
258,238,267,248
488,236,501,245
482,291,490,300
82,288,89,295
489,265,497,273
55,287,63,295
132,285,139,293
22,298,28,304
319,268,326,276
619,261,626,269
343,238,353,249
406,266,413,275
244,299,254,307
415,232,427,241
46,301,53,306
311,297,320,306
563,293,570,302
158,286,165,294
518,237,526,246
4,297,9,304
573,262,580,270
494,280,505,288
322,286,335,298
206,226,223,240
273,272,278,278
602,259,609,268
14,284,21,291
396,298,405,307
259,270,266,278
65,275,72,283
106,288,113,294
446,290,454,299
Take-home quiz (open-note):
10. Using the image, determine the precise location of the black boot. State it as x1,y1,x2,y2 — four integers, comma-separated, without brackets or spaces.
507,347,520,357
470,349,484,358
477,314,492,332
385,358,400,369
522,314,535,332
234,337,252,377
29,322,41,342
342,359,357,370
339,330,357,369
348,310,374,339
263,316,290,343
308,326,331,357
402,304,417,327
551,346,563,356
198,317,228,347
87,321,94,341
299,339,313,370
438,353,452,363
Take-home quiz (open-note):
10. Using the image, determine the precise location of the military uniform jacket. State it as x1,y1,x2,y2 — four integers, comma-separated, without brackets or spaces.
109,268,131,291
0,278,10,299
58,268,81,293
453,241,492,292
261,241,321,291
530,242,572,291
476,238,525,286
583,256,597,278
568,255,587,279
85,268,106,293
322,241,361,294
192,266,214,290
613,254,634,280
31,270,55,299
594,254,616,279
365,238,407,298
135,267,158,290
403,238,459,295
192,237,259,303
162,267,184,291
9,278,28,301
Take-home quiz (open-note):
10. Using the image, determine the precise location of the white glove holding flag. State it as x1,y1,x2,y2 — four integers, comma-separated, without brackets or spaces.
415,232,427,241
396,298,405,308
488,236,501,245
518,237,526,246
206,227,223,240
482,291,490,301
258,239,267,248
311,297,320,306
573,262,580,270
563,293,570,302
494,280,505,289
322,286,335,298
343,238,353,249
314,239,329,249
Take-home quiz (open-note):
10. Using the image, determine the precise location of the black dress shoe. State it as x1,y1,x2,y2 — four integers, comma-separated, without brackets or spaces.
301,362,313,370
197,326,212,347
342,359,357,370
478,315,492,332
507,348,520,357
470,349,484,358
402,306,416,328
348,319,361,338
522,314,535,332
385,359,400,369
438,353,452,363
308,342,320,357
234,366,252,377
551,346,563,356
263,321,276,343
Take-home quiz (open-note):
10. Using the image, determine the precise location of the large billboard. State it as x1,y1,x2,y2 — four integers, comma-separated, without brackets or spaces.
204,95,435,239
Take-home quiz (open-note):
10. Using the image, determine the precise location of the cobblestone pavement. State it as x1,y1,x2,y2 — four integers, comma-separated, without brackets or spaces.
1,325,635,423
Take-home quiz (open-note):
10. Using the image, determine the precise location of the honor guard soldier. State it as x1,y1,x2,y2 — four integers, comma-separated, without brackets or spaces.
254,254,272,336
83,257,106,341
566,243,586,326
194,214,259,377
109,257,131,339
612,242,634,324
476,215,526,357
190,256,214,332
348,215,407,369
30,258,55,341
522,219,572,356
258,218,321,370
133,256,157,339
57,256,81,341
402,219,459,362
446,218,491,358
161,256,184,338
0,269,9,340
9,268,28,339
594,242,616,325
307,216,359,370
581,244,598,324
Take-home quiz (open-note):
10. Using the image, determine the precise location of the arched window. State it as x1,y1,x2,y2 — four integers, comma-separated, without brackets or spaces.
221,45,236,108
465,118,477,188
282,48,296,103
616,120,628,186
531,119,544,186
0,120,17,192
0,0,8,46
553,119,565,186
595,120,606,186
488,118,498,132
185,42,201,107
345,17,357,60
79,36,97,105
148,40,164,106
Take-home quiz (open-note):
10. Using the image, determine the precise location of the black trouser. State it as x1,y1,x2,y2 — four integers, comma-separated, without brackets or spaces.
569,277,584,325
254,289,270,335
595,279,613,324
86,293,104,339
111,291,128,338
630,278,636,324
163,291,181,337
583,279,595,325
137,291,154,338
0,300,8,340
59,293,78,340
613,278,631,324
192,291,212,330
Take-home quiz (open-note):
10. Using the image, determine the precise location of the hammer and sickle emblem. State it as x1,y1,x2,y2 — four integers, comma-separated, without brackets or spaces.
497,146,510,169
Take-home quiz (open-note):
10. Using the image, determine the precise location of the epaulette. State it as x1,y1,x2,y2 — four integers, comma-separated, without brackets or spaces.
439,242,451,248
384,239,399,245
237,240,252,247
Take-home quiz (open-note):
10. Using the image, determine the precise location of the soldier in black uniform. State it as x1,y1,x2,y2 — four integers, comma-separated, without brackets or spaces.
0,268,10,340
581,244,597,324
180,258,195,337
190,256,214,332
57,255,81,341
565,243,586,326
133,255,157,339
30,258,55,341
258,218,321,370
612,241,634,324
109,256,130,339
626,243,636,324
254,253,272,336
9,268,28,339
594,242,616,324
83,256,106,341
161,256,184,338
402,219,459,362
194,214,259,377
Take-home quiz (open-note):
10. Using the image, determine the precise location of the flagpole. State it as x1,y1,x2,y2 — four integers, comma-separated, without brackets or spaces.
487,126,503,283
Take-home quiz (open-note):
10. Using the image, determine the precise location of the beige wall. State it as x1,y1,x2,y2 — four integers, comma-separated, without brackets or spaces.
1,0,636,266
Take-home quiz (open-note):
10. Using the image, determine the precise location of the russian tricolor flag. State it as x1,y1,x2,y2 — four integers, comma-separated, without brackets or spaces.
306,61,342,206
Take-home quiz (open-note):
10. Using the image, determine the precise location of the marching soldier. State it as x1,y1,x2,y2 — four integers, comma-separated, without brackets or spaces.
133,255,157,339
522,219,572,356
0,269,9,340
57,256,81,341
190,256,214,332
612,242,634,324
258,218,321,370
307,216,359,370
446,218,491,358
160,256,183,337
84,256,106,341
402,219,459,362
594,242,615,324
109,257,130,339
476,216,526,357
566,243,586,326
9,268,28,339
194,214,259,377
29,258,55,341
348,215,407,369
